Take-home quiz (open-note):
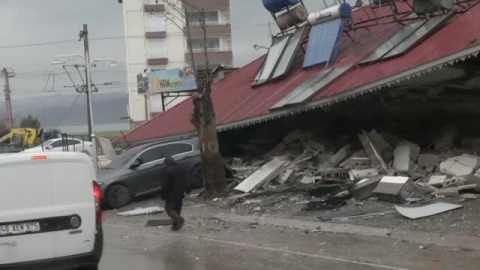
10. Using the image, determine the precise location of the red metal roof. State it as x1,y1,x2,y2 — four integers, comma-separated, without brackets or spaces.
120,2,480,143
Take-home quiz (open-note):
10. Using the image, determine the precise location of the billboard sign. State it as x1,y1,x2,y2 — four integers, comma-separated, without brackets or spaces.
148,68,198,94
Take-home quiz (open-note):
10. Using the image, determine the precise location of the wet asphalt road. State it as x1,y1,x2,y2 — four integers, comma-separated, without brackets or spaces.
99,221,480,270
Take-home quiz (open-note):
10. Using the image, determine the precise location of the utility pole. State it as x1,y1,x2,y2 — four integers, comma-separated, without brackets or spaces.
80,24,97,172
1,68,14,129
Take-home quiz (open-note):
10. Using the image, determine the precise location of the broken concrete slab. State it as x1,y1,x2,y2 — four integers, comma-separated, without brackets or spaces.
434,126,458,150
443,177,466,188
276,169,295,184
393,142,420,173
117,206,164,217
351,177,382,201
306,139,325,153
234,158,287,193
440,154,480,176
373,176,410,203
369,130,393,162
329,144,352,167
428,175,447,187
349,169,379,180
436,187,460,197
395,202,463,220
319,209,367,221
351,157,371,170
303,198,346,211
358,131,388,173
459,193,479,201
300,174,315,184
417,154,440,173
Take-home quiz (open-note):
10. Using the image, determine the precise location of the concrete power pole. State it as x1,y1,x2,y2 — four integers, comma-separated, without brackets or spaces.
80,24,98,172
1,68,14,129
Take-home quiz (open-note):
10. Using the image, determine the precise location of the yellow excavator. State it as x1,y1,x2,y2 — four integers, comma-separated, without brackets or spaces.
0,128,38,148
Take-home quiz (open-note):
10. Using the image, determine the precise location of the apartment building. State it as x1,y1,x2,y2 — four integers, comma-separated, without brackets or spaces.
121,0,233,126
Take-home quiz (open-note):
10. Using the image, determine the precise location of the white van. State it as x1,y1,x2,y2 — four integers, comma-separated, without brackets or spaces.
0,152,103,269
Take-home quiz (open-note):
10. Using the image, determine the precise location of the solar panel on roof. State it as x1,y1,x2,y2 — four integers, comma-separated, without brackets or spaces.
252,35,291,86
271,26,307,80
360,20,425,64
271,65,352,110
382,13,453,59
360,13,452,64
303,18,344,69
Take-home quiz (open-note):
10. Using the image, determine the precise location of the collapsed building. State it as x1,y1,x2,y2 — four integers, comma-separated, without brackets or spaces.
116,0,480,218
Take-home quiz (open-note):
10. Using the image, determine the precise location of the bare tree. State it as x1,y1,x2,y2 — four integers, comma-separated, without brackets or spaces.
162,0,226,197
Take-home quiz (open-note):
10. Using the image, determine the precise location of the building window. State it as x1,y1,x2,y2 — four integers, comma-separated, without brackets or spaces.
190,38,220,53
187,11,219,26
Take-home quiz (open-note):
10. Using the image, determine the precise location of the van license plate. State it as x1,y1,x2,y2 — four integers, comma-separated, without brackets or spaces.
0,222,40,236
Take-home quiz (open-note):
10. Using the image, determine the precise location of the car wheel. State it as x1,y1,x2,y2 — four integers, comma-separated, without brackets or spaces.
192,166,204,187
106,184,132,209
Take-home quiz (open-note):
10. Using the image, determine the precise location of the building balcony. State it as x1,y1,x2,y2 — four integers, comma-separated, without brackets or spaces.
144,4,165,12
147,57,168,66
183,0,229,11
185,49,233,65
186,23,231,38
145,31,167,39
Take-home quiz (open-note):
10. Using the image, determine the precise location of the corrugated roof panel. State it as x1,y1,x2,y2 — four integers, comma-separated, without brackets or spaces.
303,18,344,69
252,35,290,86
360,20,426,64
272,26,307,80
271,64,352,109
382,12,453,59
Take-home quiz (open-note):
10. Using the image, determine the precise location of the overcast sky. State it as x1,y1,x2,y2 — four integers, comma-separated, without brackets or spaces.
0,0,328,129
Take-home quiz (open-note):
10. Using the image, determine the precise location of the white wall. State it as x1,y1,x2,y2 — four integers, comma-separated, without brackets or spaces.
123,0,148,122
145,13,166,32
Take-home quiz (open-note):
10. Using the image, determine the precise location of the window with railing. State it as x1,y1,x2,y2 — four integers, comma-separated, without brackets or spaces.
187,11,229,26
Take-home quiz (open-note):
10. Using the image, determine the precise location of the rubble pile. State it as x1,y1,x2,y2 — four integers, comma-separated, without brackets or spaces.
223,127,480,220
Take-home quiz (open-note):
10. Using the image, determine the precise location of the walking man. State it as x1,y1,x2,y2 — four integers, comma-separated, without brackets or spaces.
161,156,190,231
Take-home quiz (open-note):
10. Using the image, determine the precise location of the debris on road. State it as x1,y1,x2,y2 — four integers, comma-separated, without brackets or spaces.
145,219,173,227
319,209,367,221
394,202,463,220
234,157,287,193
117,206,164,217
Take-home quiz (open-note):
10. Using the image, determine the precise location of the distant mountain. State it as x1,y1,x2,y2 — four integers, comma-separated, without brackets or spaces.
8,92,128,128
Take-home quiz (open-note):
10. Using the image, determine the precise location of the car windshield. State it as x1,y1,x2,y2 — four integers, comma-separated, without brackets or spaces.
40,139,55,148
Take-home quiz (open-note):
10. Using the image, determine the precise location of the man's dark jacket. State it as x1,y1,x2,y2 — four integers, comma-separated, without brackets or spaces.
160,161,190,203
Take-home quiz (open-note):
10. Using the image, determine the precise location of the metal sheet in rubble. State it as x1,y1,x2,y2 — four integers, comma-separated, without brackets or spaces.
394,202,463,220
252,35,291,86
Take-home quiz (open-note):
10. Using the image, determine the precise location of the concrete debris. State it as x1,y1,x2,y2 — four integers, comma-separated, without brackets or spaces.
440,154,480,176
368,130,393,162
393,141,420,173
428,175,447,187
436,187,460,197
264,142,287,159
442,177,466,188
349,169,379,180
234,157,287,193
351,177,382,201
459,193,479,201
276,169,295,184
329,144,352,167
305,139,325,153
417,154,440,173
303,197,346,211
350,157,371,170
358,131,388,173
394,202,463,220
373,176,410,203
300,174,315,184
243,199,262,205
117,206,164,217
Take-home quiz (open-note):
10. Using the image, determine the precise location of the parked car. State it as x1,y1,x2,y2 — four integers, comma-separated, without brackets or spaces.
98,138,204,209
0,152,103,269
24,138,94,156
